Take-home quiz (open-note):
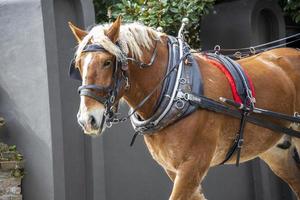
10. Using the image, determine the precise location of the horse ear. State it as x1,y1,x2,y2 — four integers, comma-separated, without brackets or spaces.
68,22,88,43
105,16,122,43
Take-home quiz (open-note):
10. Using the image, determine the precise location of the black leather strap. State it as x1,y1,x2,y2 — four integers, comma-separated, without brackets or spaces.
206,53,255,107
78,84,112,94
82,44,107,52
127,40,159,68
69,58,82,81
79,90,108,104
183,93,300,138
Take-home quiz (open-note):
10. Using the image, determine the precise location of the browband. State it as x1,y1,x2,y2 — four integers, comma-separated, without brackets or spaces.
82,44,108,53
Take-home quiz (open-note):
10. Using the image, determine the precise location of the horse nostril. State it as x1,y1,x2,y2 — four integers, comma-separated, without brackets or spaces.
89,115,97,128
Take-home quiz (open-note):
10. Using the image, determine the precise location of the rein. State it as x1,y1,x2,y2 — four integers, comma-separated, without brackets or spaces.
127,40,159,68
201,33,300,59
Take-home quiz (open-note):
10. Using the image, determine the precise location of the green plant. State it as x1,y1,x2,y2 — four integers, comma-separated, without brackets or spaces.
94,0,299,48
0,143,23,162
95,0,216,48
279,0,300,23
94,0,121,24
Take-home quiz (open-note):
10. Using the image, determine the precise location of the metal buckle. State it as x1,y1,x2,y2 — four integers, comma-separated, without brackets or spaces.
290,112,300,130
237,138,244,148
177,90,191,101
110,95,115,103
137,126,148,133
184,92,201,103
124,77,130,90
146,122,155,129
177,90,202,103
234,51,242,59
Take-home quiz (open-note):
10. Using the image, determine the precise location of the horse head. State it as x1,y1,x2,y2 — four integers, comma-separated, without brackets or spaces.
69,17,128,136
68,17,165,136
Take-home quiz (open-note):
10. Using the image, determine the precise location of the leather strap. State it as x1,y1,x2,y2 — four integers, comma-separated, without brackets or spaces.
79,89,108,104
178,92,300,138
78,84,112,93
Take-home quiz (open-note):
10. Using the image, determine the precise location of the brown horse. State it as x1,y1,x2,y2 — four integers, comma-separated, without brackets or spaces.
69,17,300,199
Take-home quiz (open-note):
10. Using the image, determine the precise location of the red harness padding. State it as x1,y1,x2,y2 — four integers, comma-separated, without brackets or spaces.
206,57,256,104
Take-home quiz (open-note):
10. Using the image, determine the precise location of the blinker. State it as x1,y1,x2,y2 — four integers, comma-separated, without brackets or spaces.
69,58,82,81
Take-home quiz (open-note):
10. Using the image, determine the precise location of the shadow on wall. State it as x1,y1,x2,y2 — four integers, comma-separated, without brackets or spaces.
0,86,54,200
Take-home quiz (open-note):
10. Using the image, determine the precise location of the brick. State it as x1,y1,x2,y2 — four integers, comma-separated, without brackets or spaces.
0,194,22,200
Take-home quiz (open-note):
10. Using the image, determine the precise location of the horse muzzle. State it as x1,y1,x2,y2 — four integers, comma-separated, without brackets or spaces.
77,109,106,136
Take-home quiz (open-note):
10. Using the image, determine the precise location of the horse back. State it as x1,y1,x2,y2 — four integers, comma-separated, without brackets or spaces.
239,48,300,111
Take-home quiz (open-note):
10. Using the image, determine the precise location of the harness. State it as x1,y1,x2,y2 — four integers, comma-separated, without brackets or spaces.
130,36,203,134
205,53,256,105
203,53,256,165
69,30,300,166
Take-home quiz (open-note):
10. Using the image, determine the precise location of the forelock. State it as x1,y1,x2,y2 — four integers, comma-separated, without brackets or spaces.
75,22,163,63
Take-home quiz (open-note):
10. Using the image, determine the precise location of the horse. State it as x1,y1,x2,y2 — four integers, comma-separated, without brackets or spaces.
68,17,300,200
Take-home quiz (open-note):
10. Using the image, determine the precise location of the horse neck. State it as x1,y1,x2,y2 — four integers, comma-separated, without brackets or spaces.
123,36,169,119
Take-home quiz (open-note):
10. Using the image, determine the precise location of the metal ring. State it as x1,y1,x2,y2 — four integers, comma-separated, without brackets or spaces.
234,51,242,59
249,47,256,54
106,121,112,128
175,99,185,109
179,78,187,84
214,45,221,52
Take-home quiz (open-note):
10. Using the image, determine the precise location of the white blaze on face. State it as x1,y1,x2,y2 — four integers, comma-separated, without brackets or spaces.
79,53,92,117
77,53,106,135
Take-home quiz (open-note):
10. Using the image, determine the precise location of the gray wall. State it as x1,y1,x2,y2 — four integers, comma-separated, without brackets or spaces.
103,105,172,200
0,0,96,199
42,0,99,199
201,0,285,50
0,0,54,199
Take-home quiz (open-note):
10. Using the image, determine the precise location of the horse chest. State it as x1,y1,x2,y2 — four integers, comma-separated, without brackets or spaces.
144,136,180,171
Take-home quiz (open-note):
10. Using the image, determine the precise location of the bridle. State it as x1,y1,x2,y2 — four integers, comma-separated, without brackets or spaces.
69,40,159,128
69,43,129,129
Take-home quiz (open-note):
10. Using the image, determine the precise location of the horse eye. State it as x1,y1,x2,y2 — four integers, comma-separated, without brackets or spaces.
103,60,113,68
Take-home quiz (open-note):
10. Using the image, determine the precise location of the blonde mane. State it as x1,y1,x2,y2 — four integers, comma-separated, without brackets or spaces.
76,22,163,62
